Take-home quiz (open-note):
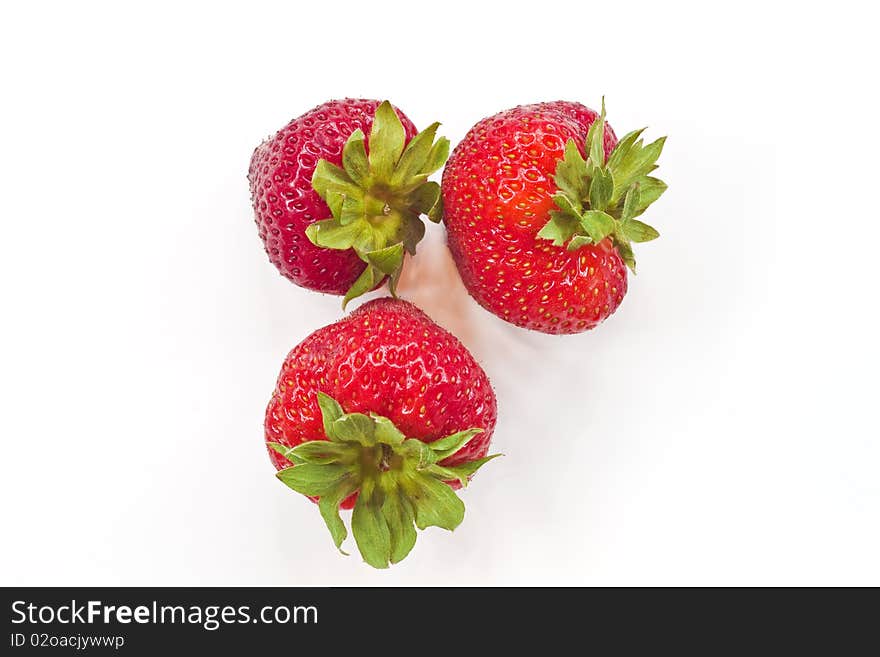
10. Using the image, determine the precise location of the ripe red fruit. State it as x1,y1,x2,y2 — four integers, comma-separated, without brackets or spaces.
442,100,666,334
248,99,449,303
264,298,498,568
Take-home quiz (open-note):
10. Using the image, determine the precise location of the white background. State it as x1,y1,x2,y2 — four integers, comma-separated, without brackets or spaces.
1,1,877,586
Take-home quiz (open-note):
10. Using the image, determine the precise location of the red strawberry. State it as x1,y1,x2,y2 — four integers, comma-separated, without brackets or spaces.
249,99,449,303
264,298,498,568
442,100,666,334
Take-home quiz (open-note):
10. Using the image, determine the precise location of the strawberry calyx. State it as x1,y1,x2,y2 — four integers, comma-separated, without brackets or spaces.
306,101,449,306
536,99,667,273
268,392,500,569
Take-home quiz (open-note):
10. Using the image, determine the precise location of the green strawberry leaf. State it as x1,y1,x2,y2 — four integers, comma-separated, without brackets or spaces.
363,243,404,277
342,264,384,309
621,183,641,222
609,136,667,203
351,479,391,569
586,97,607,167
371,414,406,445
621,218,660,243
408,181,441,216
566,235,593,251
342,129,370,186
589,167,614,212
616,239,637,273
426,193,444,224
267,442,306,465
316,392,344,437
380,482,418,564
276,464,355,497
400,211,427,254
311,160,357,200
363,242,405,297
605,127,645,172
350,224,381,256
406,473,465,531
425,138,450,177
430,428,483,462
630,176,667,217
580,210,616,243
305,217,364,250
390,122,439,186
286,440,358,465
400,437,437,466
553,139,589,202
324,190,345,219
329,413,376,446
318,477,360,555
425,454,502,488
537,211,580,247
368,101,406,183
338,194,366,227
553,192,582,217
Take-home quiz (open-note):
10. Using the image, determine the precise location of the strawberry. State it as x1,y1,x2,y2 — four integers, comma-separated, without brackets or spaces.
442,100,667,334
264,298,498,568
249,99,449,304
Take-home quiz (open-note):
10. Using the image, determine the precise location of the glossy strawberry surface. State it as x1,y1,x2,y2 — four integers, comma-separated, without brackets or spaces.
442,101,628,334
264,298,497,508
248,99,417,294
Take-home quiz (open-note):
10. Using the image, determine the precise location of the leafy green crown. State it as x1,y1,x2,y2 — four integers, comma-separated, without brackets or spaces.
269,393,500,569
536,99,667,272
306,102,449,306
